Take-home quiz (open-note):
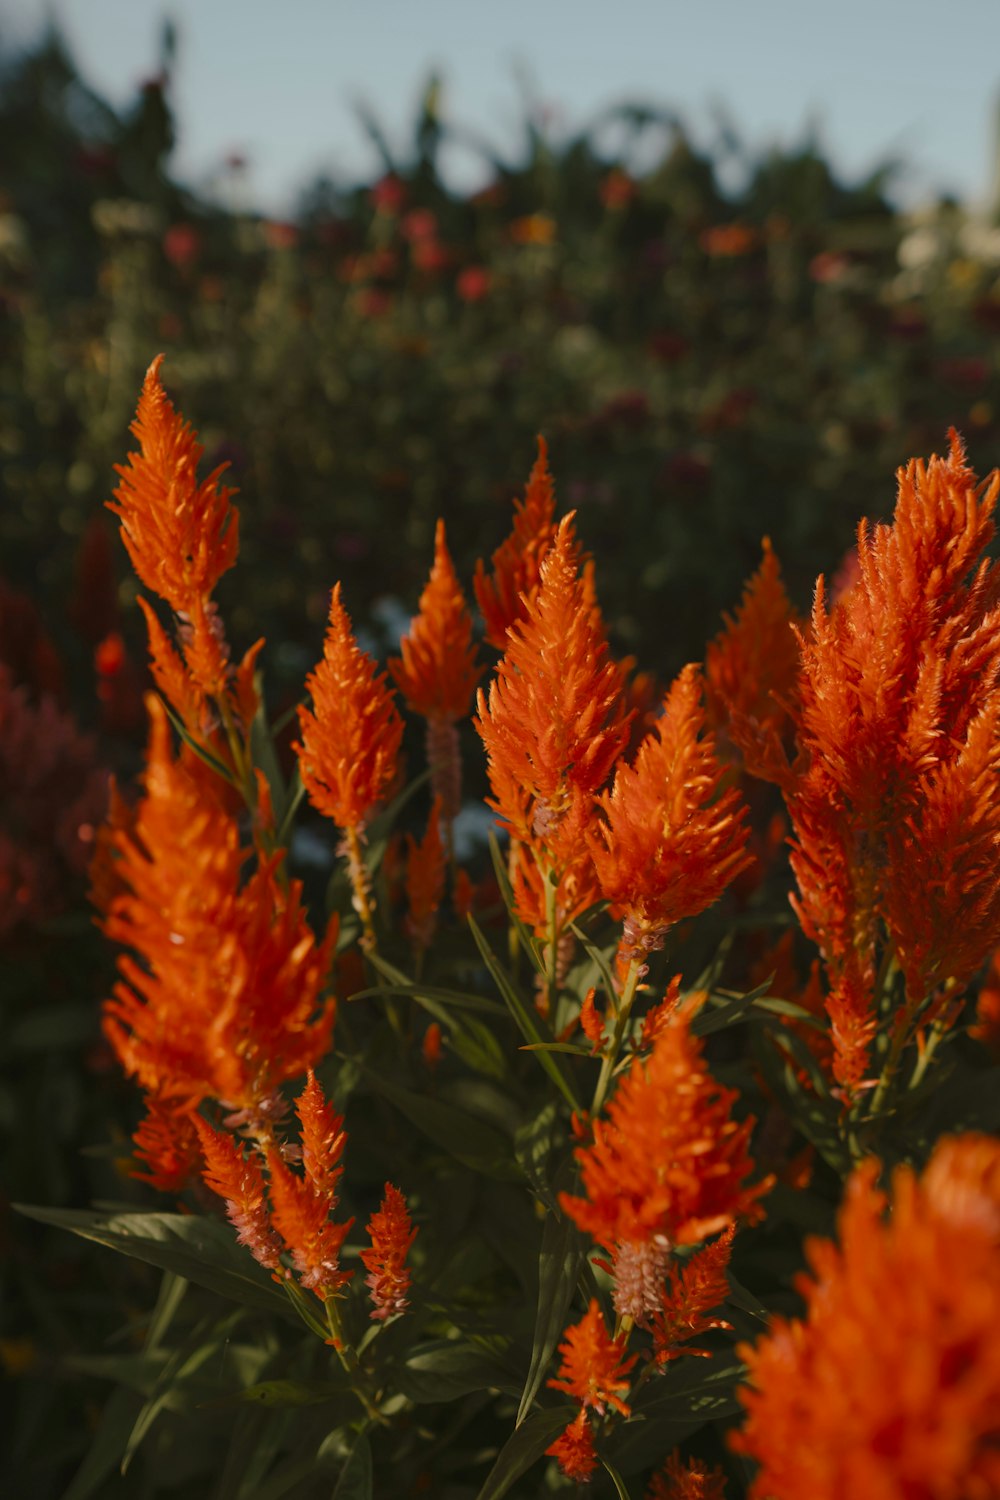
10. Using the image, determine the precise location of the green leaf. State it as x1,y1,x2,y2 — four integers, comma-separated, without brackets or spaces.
358,1069,519,1180
331,1429,373,1500
513,1101,562,1209
61,1387,144,1500
122,1318,238,1474
250,690,288,816
397,1340,521,1403
275,767,307,849
474,1404,576,1500
468,914,580,1111
487,829,547,979
520,1041,592,1056
15,1206,294,1321
516,1210,586,1425
608,1361,745,1473
233,1379,349,1408
601,1458,634,1499
350,978,505,1017
568,922,620,1005
145,1270,188,1351
161,699,232,780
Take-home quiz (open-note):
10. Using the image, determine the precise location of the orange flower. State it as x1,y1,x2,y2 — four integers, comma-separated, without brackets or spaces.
296,584,403,833
404,797,446,952
705,537,800,776
647,1452,728,1500
108,356,239,699
473,437,559,650
390,520,481,822
561,1015,770,1322
196,1117,282,1272
733,1133,1000,1500
103,698,336,1122
131,1097,203,1195
650,1226,734,1363
548,1298,636,1415
265,1073,353,1303
546,1409,598,1483
360,1183,418,1320
589,665,751,965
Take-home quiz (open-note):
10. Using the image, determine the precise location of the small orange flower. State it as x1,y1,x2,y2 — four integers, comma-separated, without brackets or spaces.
390,520,481,722
265,1074,353,1303
647,1452,728,1500
473,437,559,650
651,1226,735,1363
548,1298,636,1415
546,1409,598,1483
561,1015,770,1322
733,1133,1000,1500
196,1117,282,1272
296,584,403,833
360,1182,418,1321
131,1097,203,1196
590,665,751,964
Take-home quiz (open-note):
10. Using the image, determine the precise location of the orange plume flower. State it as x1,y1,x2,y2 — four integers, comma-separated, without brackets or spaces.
108,356,239,699
196,1117,283,1272
650,1225,735,1363
102,698,336,1124
561,1014,770,1323
589,664,751,965
647,1453,728,1500
296,1069,348,1204
390,520,481,822
264,1073,353,1302
546,1409,598,1483
360,1182,418,1321
474,436,559,650
131,1097,203,1196
296,584,403,833
404,797,446,952
547,1298,637,1416
733,1132,1000,1500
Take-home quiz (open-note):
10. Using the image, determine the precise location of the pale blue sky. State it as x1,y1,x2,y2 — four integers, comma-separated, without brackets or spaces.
6,0,999,211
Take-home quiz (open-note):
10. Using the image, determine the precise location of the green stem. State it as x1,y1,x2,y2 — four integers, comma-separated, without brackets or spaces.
591,957,642,1116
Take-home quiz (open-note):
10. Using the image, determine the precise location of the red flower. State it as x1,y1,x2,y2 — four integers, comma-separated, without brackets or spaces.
546,1409,598,1483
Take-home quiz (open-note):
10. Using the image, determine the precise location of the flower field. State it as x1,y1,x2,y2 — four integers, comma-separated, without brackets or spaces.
3,33,1000,1500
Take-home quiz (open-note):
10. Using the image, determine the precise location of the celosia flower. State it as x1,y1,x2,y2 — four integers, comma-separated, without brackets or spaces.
589,664,751,965
103,697,336,1122
561,1015,770,1322
650,1226,734,1363
296,584,403,832
390,521,481,822
265,1073,353,1302
733,1132,1000,1500
647,1452,728,1500
131,1097,203,1196
546,1409,598,1483
404,798,446,952
548,1299,636,1415
108,356,239,698
360,1182,418,1320
196,1116,282,1272
473,437,559,650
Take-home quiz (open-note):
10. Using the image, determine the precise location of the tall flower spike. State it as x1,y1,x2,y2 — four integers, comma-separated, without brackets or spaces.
590,664,751,966
650,1225,735,1363
108,356,239,698
196,1117,283,1272
647,1453,728,1500
360,1183,418,1321
561,1014,770,1323
474,435,560,650
547,1299,637,1416
733,1132,1000,1500
103,696,336,1123
296,1069,348,1205
546,1409,598,1484
264,1074,352,1303
390,520,481,824
297,584,403,833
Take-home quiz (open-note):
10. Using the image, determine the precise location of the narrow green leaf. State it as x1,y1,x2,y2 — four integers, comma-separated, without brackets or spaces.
331,1430,373,1500
275,767,307,849
145,1271,188,1352
516,1211,586,1425
359,1069,519,1180
348,980,505,1017
232,1379,348,1408
601,1458,634,1499
568,923,620,1006
122,1324,231,1473
488,829,547,978
397,1340,520,1403
475,1404,576,1500
520,1041,592,1056
250,690,288,814
468,915,580,1111
61,1387,144,1500
161,700,232,780
15,1206,293,1321
513,1101,561,1209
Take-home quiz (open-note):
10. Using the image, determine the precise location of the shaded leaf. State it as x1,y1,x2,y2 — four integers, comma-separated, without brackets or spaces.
475,1404,576,1500
516,1210,586,1425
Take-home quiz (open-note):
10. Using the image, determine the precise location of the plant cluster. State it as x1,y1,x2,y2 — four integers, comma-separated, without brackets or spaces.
11,357,1000,1498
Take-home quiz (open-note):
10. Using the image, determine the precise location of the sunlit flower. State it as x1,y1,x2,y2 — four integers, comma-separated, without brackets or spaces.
561,1015,769,1322
473,437,559,651
650,1226,734,1363
548,1298,636,1415
733,1132,1000,1499
196,1117,282,1272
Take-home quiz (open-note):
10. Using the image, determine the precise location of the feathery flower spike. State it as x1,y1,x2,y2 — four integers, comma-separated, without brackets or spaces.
590,664,751,967
650,1225,735,1363
360,1183,418,1321
390,520,481,824
561,1014,770,1323
264,1073,352,1303
474,436,559,650
196,1117,282,1272
647,1452,728,1500
547,1298,636,1415
546,1409,598,1484
733,1132,1000,1500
